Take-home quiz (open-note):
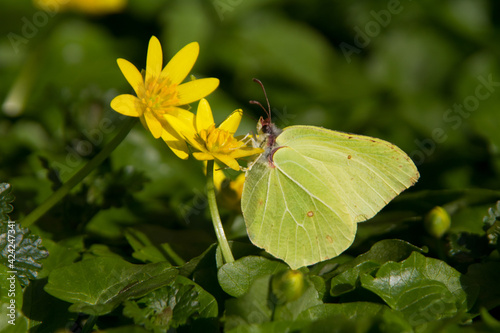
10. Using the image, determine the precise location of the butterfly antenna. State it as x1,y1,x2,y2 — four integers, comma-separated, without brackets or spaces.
251,78,272,121
249,100,268,117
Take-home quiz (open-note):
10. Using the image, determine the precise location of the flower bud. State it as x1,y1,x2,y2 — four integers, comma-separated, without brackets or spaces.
271,269,305,304
425,206,451,238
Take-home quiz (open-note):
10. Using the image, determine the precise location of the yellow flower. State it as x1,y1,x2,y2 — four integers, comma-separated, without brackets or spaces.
34,0,127,15
111,36,219,159
166,99,263,171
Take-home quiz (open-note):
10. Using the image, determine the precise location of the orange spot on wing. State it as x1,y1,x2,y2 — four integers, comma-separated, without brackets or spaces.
326,235,333,243
347,155,352,159
307,211,314,217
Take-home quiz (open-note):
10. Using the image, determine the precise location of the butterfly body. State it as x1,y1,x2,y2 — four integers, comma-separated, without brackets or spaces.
242,120,419,269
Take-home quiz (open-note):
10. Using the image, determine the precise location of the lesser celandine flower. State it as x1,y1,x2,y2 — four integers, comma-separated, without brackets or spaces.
111,36,219,158
166,99,263,171
34,0,127,14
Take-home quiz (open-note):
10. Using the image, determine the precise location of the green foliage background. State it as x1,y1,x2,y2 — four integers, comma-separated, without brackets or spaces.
1,0,500,332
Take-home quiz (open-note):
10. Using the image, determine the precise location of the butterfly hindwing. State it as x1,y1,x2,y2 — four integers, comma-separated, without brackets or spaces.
242,144,356,269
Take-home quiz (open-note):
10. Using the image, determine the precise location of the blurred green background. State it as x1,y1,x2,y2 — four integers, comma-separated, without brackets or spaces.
1,0,499,241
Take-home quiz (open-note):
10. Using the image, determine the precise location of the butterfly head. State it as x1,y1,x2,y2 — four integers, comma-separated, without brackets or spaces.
250,79,282,148
258,116,282,144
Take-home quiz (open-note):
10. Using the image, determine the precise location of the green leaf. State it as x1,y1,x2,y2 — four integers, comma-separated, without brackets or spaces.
124,228,183,265
298,302,412,333
218,256,288,297
86,243,126,259
272,276,322,322
331,239,425,277
123,275,218,331
330,261,380,297
326,239,425,296
224,272,322,331
0,183,48,285
0,183,14,221
123,284,199,330
329,239,423,296
21,278,77,333
179,244,217,278
223,275,274,330
225,320,310,333
215,241,263,270
44,257,178,315
178,244,227,304
37,236,84,278
98,326,151,333
360,252,477,327
125,228,168,262
465,262,500,312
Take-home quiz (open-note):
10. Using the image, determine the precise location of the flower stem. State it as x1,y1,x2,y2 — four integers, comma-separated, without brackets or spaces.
81,315,98,333
21,117,137,228
206,160,235,264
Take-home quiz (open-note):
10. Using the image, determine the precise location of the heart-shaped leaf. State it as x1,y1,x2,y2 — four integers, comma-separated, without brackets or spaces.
360,252,477,327
45,257,178,315
218,256,288,297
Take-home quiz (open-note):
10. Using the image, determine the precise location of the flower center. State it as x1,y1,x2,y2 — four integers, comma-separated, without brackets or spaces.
140,77,180,115
198,124,244,154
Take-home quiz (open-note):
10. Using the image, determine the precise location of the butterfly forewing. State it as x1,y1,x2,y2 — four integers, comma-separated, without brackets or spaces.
276,126,419,223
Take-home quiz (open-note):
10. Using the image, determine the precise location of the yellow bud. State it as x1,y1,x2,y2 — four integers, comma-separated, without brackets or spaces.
424,206,451,238
271,270,305,304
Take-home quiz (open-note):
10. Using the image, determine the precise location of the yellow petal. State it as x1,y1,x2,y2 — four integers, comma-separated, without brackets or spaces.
220,109,243,135
196,99,215,132
230,147,264,159
169,106,196,124
110,94,142,117
193,152,215,161
145,36,163,84
164,114,203,152
144,112,163,138
176,78,219,106
117,58,143,96
213,153,241,171
161,42,199,85
213,163,226,191
161,125,190,160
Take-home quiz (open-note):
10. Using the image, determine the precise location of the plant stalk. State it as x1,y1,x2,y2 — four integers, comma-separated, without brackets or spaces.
81,315,98,333
206,160,235,264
